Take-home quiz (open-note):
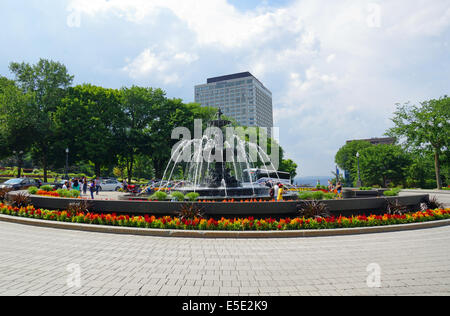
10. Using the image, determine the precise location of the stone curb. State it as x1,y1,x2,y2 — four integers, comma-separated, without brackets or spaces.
1,214,450,239
402,189,450,195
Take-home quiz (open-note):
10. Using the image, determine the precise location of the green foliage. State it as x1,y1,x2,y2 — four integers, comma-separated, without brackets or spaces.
387,97,450,189
8,59,74,182
312,191,325,200
27,186,39,195
383,188,401,197
171,192,185,202
335,140,372,182
279,159,298,179
185,192,200,202
55,189,79,198
360,187,373,191
40,185,54,192
298,191,335,200
150,191,168,201
356,145,411,187
70,190,80,198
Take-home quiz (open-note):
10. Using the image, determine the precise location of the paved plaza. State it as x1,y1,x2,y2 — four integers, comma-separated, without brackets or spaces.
0,220,449,296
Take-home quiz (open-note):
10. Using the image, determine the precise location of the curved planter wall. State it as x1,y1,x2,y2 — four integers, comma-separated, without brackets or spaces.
11,193,430,218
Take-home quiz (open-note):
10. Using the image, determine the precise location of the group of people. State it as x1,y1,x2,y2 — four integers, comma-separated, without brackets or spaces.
61,177,102,199
266,181,285,201
327,180,343,198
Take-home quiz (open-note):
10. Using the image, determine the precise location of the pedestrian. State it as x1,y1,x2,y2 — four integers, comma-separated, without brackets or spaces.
277,184,284,202
62,181,68,190
336,181,343,199
72,178,80,191
95,177,101,195
273,183,280,201
82,177,87,195
328,180,333,192
89,180,96,199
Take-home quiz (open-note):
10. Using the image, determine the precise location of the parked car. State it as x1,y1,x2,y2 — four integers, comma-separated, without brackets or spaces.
51,180,68,190
0,178,39,191
98,179,123,192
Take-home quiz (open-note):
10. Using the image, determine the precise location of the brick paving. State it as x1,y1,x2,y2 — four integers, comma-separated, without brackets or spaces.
0,221,449,296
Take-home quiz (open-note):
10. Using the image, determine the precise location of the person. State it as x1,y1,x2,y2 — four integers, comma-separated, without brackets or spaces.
328,180,333,192
82,177,88,195
277,184,284,202
62,181,68,190
89,180,96,199
95,177,101,195
336,181,343,198
272,183,280,201
72,178,80,191
123,179,128,191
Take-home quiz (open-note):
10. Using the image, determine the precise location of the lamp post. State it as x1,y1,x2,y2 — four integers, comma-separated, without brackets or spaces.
356,152,362,187
65,148,69,180
13,150,24,178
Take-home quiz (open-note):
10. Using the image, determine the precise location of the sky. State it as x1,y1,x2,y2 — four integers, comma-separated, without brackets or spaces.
0,0,449,177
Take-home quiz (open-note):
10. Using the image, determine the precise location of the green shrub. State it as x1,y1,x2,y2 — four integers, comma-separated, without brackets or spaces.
298,192,313,200
324,193,336,200
150,191,168,201
27,186,39,195
185,192,200,202
70,190,80,198
171,192,185,202
360,187,373,191
40,185,54,192
312,191,325,200
56,189,72,198
384,188,401,197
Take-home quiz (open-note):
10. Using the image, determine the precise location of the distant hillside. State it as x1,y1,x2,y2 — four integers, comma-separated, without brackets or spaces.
294,176,332,187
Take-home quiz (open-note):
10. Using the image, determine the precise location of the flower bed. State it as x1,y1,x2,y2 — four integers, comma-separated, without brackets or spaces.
1,203,449,231
36,190,60,197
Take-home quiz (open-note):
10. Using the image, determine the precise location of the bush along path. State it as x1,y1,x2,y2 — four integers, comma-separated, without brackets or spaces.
1,203,450,232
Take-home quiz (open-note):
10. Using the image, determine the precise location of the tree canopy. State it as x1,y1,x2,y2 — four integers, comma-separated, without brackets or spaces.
387,97,450,189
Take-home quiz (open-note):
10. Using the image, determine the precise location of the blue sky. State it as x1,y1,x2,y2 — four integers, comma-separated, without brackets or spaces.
1,0,449,176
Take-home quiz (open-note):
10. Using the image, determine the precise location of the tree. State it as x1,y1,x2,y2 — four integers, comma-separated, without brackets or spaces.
8,59,74,182
335,140,373,184
356,145,411,187
54,84,123,177
119,86,166,182
387,97,450,189
279,159,298,179
0,77,36,176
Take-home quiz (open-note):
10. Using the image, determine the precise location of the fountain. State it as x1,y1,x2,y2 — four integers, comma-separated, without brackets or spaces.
155,109,287,199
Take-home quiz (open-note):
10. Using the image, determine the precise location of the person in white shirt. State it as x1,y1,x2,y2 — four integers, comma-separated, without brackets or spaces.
273,183,280,201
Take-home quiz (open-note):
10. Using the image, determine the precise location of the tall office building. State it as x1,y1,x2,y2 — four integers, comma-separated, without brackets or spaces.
194,72,274,128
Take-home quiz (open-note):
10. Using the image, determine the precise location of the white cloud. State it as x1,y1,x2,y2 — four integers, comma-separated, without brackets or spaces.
64,0,450,175
122,48,198,84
